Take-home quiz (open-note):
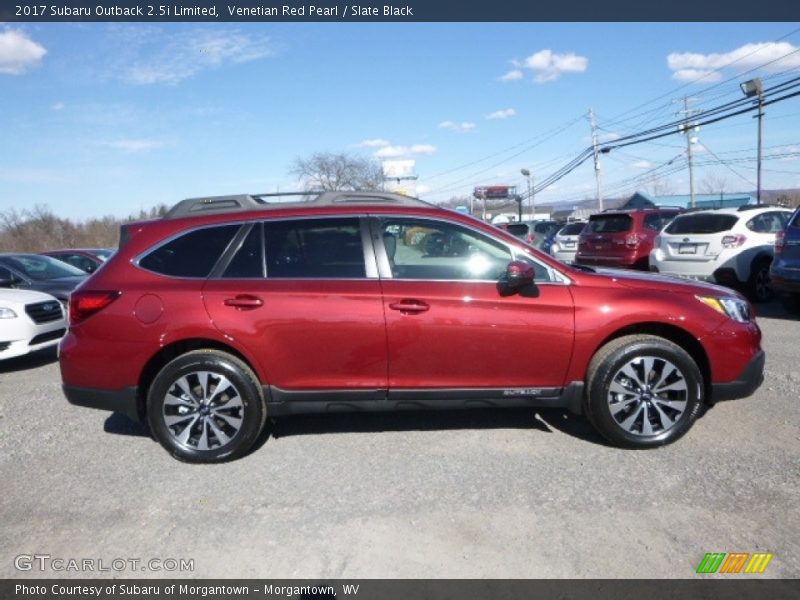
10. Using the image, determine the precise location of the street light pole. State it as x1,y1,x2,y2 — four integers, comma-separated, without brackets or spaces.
521,168,533,220
741,78,764,205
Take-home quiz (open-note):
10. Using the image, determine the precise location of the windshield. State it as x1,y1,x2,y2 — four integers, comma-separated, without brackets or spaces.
91,249,114,261
2,255,86,280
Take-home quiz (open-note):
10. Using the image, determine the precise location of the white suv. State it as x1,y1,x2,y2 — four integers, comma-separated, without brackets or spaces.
650,205,792,302
0,289,66,360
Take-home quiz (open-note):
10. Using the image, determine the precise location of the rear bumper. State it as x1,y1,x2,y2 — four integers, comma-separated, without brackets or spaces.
63,384,141,422
710,350,765,403
769,271,800,294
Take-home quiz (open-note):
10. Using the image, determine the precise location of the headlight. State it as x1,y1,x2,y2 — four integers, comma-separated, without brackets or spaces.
696,295,751,323
0,307,18,319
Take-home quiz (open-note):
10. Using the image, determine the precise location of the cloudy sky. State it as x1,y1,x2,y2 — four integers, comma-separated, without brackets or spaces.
2,22,800,219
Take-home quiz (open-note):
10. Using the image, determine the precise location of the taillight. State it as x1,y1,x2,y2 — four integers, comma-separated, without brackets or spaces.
721,234,746,249
625,233,640,248
526,233,536,244
69,291,121,325
775,230,786,254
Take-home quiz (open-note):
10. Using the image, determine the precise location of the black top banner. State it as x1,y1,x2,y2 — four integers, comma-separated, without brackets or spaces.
2,0,800,22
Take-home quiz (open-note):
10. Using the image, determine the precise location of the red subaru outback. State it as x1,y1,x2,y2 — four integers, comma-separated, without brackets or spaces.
60,192,764,462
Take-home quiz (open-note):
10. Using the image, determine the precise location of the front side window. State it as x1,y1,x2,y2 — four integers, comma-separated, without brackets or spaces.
380,218,516,281
264,218,366,279
746,211,788,234
139,224,240,278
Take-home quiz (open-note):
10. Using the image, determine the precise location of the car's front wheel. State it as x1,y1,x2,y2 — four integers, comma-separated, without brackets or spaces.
584,335,703,448
147,350,266,463
748,259,773,303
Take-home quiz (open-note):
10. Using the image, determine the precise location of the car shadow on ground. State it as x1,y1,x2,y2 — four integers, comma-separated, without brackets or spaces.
0,347,58,374
103,412,151,438
101,406,610,455
754,297,800,321
252,406,609,454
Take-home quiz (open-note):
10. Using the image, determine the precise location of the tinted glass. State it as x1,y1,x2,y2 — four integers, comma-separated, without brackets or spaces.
264,218,365,278
506,224,529,237
0,254,85,280
560,222,586,236
586,215,632,233
140,225,240,278
746,212,787,234
380,218,515,281
644,212,673,231
92,250,113,261
665,213,738,234
789,209,800,228
223,224,264,278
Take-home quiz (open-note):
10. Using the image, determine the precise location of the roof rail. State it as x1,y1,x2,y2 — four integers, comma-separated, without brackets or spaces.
163,190,435,219
736,203,782,212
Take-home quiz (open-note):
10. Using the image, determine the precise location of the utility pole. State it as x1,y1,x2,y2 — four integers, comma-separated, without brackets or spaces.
589,109,603,211
678,97,699,209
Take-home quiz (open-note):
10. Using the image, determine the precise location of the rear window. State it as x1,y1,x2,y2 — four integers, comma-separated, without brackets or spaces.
506,224,529,236
139,224,240,278
560,222,586,236
665,213,738,235
586,215,632,233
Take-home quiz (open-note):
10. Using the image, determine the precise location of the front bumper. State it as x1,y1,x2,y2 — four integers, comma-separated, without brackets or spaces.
63,384,141,422
710,350,765,403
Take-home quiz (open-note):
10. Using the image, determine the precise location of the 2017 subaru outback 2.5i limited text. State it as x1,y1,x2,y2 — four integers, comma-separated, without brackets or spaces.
60,192,765,462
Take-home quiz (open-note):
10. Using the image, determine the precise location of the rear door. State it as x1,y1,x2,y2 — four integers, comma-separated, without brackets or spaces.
578,213,633,260
373,216,574,393
779,209,800,267
659,212,739,265
202,217,388,395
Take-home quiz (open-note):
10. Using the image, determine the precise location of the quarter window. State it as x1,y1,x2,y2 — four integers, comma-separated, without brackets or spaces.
139,224,240,278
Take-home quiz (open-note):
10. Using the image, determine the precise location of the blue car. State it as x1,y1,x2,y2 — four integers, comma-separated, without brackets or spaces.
770,206,800,313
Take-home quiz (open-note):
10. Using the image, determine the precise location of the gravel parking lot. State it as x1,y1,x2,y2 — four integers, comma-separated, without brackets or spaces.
1,300,798,579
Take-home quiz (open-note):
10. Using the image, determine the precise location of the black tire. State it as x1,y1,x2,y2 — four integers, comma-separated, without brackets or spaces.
747,259,773,303
584,335,703,448
146,350,266,463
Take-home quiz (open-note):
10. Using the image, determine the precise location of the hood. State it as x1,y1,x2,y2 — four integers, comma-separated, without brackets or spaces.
0,288,61,307
588,267,743,298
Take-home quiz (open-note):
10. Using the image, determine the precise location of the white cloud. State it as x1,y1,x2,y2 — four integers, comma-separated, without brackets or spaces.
438,120,476,133
632,160,654,169
598,132,621,143
52,102,65,111
0,29,46,75
357,138,390,148
487,108,516,120
410,144,436,155
111,26,273,85
103,138,164,152
415,184,431,194
520,49,588,83
375,144,437,159
668,42,800,83
499,69,523,82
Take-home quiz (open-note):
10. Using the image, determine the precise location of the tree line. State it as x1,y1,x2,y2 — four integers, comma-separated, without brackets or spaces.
0,204,168,253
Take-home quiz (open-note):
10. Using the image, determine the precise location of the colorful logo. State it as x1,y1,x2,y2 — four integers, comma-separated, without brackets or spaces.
696,552,773,574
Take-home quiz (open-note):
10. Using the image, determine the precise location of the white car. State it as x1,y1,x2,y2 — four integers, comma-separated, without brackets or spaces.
549,221,587,263
649,206,792,302
0,289,67,360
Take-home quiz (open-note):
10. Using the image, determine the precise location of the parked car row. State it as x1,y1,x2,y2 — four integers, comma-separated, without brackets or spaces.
511,205,796,306
0,248,113,361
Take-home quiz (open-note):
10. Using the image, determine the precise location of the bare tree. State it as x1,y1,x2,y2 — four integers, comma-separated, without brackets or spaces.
291,152,384,191
700,174,729,196
648,176,676,197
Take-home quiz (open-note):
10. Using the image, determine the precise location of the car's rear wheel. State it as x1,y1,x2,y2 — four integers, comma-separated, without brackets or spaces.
748,259,773,303
147,350,266,463
585,335,703,448
779,293,800,315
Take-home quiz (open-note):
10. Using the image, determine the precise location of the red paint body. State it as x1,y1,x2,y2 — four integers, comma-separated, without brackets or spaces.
59,202,762,413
